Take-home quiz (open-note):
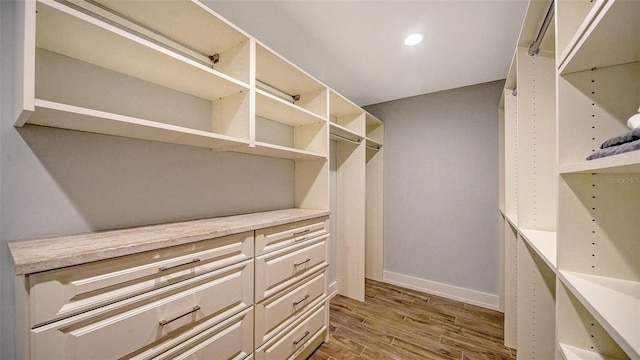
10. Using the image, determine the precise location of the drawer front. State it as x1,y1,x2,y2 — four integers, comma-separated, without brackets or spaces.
148,308,254,360
255,235,329,302
255,270,326,346
255,217,329,256
31,260,254,360
29,232,253,326
255,303,327,360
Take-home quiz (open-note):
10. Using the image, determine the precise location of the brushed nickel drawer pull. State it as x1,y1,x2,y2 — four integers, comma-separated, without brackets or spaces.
159,305,200,326
159,258,201,272
293,294,310,306
293,331,310,345
293,229,311,237
294,258,311,267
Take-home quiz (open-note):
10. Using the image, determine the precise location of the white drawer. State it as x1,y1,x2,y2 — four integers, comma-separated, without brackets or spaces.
255,302,327,360
255,270,326,346
147,307,254,360
255,235,329,302
255,217,329,255
31,260,254,360
29,232,253,326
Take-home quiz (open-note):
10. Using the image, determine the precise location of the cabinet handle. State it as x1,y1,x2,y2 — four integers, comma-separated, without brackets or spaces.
159,305,200,326
293,294,310,306
293,331,310,345
158,258,201,272
293,229,310,237
294,258,311,267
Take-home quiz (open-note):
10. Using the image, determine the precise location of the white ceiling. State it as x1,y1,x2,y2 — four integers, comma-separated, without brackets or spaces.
205,0,529,106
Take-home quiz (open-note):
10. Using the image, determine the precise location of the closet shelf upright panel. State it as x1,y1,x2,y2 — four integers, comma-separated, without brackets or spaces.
364,112,384,282
20,0,252,150
329,92,366,300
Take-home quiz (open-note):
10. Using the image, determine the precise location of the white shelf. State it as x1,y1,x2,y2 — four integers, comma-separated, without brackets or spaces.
503,212,518,229
256,89,326,127
519,229,557,271
82,0,249,58
329,90,363,119
559,271,640,359
28,99,249,149
557,0,607,71
256,42,325,98
560,152,640,174
33,1,248,111
559,343,624,360
560,0,640,74
229,142,326,161
329,123,363,144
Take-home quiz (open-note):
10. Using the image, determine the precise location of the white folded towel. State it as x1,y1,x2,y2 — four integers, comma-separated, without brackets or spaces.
628,105,640,130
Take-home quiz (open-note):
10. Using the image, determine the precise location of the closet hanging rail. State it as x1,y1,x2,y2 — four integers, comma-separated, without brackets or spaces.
68,0,215,67
528,0,555,56
330,133,361,145
366,144,381,151
256,80,300,103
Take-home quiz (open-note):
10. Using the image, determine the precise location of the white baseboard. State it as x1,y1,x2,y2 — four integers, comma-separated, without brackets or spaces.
328,280,338,299
383,271,499,310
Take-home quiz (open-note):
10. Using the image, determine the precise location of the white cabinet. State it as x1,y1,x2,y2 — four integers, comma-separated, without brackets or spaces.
253,219,330,357
10,210,330,360
27,235,254,360
500,0,640,358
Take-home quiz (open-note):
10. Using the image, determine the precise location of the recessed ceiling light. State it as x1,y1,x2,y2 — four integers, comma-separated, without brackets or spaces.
404,33,423,46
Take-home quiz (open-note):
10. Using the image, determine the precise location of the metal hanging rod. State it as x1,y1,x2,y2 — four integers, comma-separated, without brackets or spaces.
528,0,555,57
366,144,381,151
69,0,216,67
330,133,361,145
256,80,300,103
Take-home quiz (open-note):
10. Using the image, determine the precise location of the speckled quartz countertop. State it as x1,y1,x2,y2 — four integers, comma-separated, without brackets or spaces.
9,208,330,275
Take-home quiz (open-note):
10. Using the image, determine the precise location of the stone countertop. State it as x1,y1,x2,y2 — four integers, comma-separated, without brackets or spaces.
9,208,330,275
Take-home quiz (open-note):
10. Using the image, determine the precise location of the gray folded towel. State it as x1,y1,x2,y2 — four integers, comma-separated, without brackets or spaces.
588,138,640,160
600,127,640,149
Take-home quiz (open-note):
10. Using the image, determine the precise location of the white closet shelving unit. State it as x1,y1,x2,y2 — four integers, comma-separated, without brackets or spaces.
13,0,382,307
500,0,639,358
328,91,385,301
365,113,384,282
329,90,366,301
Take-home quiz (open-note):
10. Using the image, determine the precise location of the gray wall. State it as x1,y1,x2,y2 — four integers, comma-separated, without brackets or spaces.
0,2,294,357
365,80,503,295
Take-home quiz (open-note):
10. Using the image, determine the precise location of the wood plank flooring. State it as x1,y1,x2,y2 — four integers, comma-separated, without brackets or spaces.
309,279,516,360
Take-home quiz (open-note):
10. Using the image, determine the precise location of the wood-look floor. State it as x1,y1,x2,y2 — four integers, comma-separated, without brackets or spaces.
309,279,516,360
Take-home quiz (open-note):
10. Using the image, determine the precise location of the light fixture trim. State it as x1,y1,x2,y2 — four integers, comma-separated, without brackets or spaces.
404,33,423,46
